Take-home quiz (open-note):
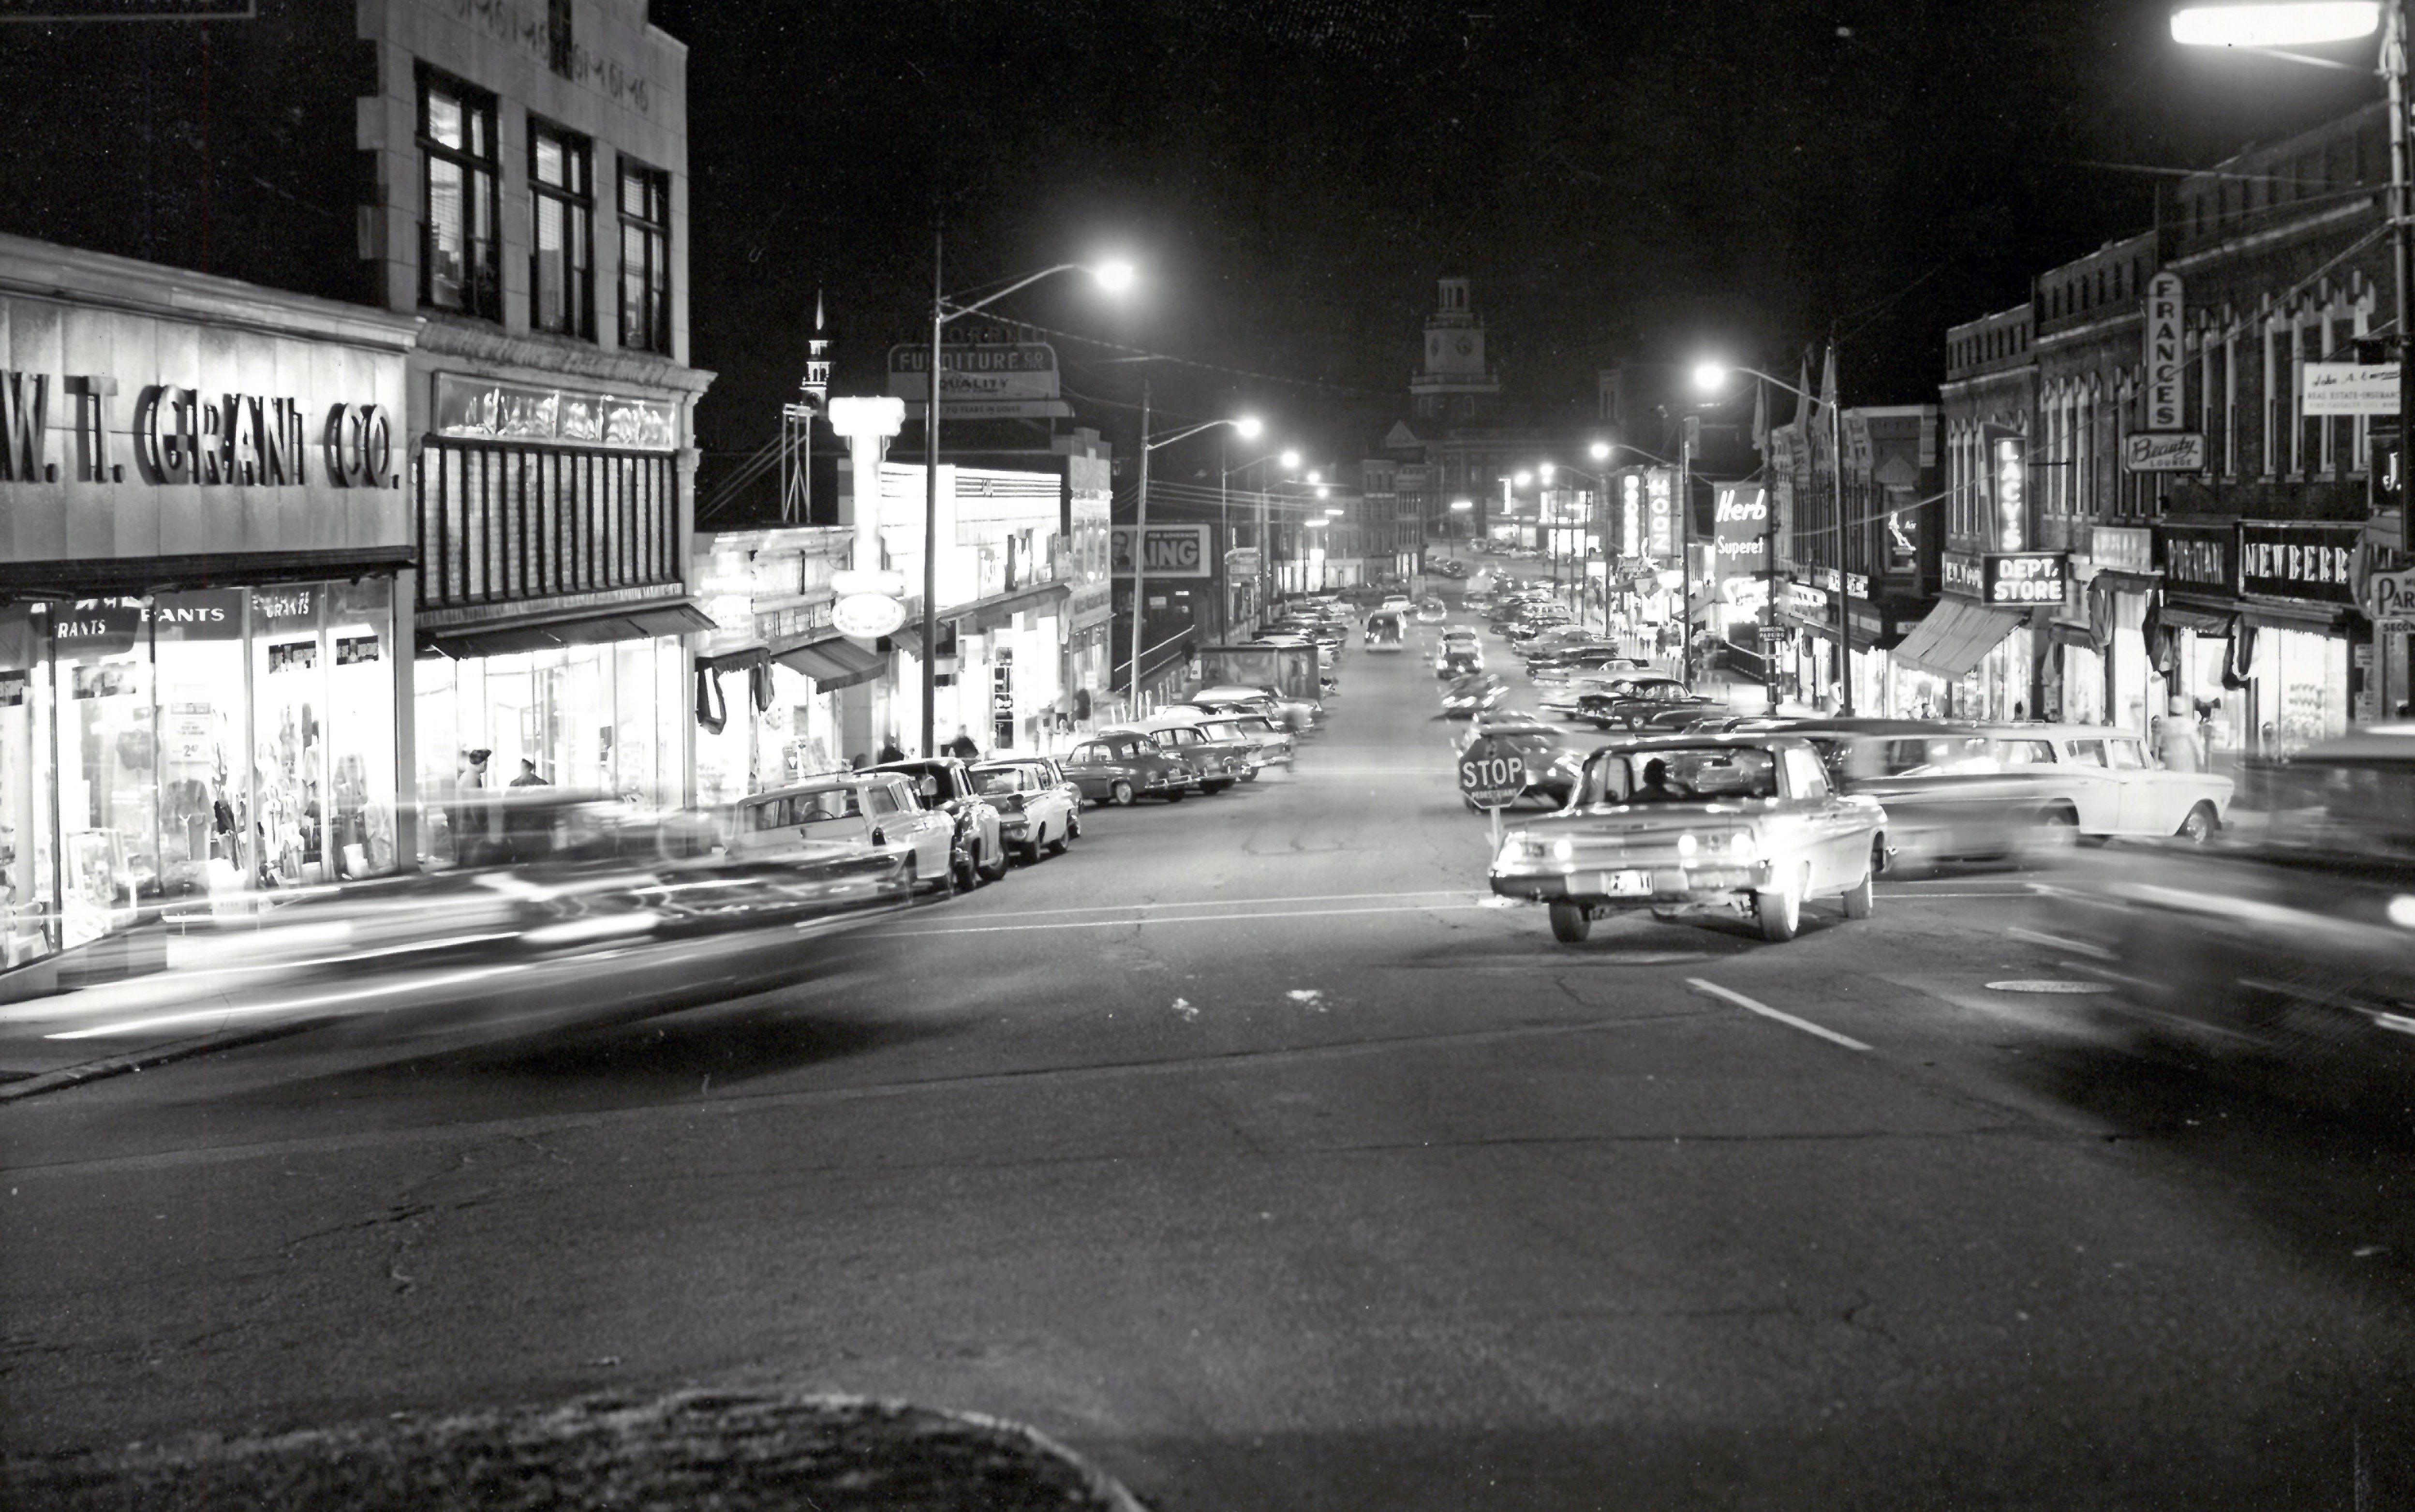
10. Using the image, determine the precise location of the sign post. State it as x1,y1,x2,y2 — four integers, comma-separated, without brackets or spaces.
1458,733,1528,857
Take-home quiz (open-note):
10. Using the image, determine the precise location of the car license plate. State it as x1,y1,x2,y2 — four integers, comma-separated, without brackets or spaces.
1595,870,1651,897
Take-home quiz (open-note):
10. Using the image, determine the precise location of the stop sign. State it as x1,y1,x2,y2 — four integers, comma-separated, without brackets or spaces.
1458,734,1527,809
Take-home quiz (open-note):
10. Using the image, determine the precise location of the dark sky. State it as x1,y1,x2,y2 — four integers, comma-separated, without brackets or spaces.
656,1,2378,490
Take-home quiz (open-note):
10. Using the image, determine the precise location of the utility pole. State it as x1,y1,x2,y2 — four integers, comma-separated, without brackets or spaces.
921,224,945,757
1125,373,1152,707
1830,346,1852,716
1761,377,1781,711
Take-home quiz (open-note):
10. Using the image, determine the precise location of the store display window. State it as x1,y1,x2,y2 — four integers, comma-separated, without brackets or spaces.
0,580,402,966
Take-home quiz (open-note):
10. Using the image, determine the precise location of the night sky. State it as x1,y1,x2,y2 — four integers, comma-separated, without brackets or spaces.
656,1,2379,495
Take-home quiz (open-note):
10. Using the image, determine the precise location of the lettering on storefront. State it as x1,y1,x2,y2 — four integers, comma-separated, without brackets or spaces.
2156,526,2234,593
1111,524,1212,578
1941,550,1985,597
2237,521,2360,605
1986,427,2027,551
0,368,395,488
1982,551,2068,607
2143,271,2185,430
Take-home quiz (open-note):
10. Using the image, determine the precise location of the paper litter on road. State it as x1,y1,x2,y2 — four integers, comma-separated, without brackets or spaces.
1171,998,1199,1022
1286,989,1326,1011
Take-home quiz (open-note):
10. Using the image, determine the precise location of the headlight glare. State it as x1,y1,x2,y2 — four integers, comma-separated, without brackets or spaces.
1677,833,1699,857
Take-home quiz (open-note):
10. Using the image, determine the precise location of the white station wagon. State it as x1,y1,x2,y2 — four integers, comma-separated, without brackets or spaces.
1972,723,2233,843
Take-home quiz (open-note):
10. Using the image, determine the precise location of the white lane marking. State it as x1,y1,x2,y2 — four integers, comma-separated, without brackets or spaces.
1876,889,2044,899
938,889,1483,921
2005,925,2112,959
1289,767,1457,777
1685,978,1872,1052
865,902,1498,938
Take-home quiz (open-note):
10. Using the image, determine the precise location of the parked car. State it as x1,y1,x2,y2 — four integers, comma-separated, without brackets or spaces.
968,760,1079,861
1575,675,1713,730
1971,722,2233,842
871,757,1009,882
1127,716,1249,791
969,755,1084,843
1189,682,1323,731
1061,730,1199,805
1490,734,1888,944
1211,711,1298,769
725,771,959,896
1528,646,1648,681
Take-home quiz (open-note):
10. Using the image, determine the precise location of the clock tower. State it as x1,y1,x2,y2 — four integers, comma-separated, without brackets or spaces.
1410,276,1502,421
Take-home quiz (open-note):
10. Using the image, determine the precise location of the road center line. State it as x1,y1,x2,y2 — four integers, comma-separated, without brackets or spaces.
940,889,1484,921
1686,978,1872,1052
870,902,1497,938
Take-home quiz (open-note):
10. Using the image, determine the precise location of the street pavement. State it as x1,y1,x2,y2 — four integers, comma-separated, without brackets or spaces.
7,588,2415,1510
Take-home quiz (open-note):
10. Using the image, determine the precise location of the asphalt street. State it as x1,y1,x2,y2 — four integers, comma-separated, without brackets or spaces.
7,595,2415,1510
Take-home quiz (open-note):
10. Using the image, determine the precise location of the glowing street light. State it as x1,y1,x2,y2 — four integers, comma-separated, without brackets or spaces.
1094,259,1138,293
1233,415,1264,441
1538,462,1557,482
1449,498,1473,511
1691,361,1732,396
2170,2,2378,45
1279,449,1302,470
1589,440,1613,462
1513,470,1533,488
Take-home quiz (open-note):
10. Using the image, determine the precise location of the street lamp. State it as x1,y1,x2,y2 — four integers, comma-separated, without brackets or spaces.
1696,360,1830,710
1126,409,1264,705
2174,0,2412,567
921,248,1133,755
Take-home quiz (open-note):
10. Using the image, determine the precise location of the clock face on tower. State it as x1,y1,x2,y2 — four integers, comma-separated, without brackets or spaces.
1455,337,1474,356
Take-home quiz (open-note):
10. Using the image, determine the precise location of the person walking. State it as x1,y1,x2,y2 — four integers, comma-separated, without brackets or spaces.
509,758,548,787
945,726,981,760
876,734,907,764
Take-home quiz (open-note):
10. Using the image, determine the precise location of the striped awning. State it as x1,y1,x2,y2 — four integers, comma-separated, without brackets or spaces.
1891,597,2024,680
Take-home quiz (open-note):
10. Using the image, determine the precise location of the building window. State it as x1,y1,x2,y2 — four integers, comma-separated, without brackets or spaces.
619,160,672,354
418,69,500,320
548,0,574,78
530,121,593,339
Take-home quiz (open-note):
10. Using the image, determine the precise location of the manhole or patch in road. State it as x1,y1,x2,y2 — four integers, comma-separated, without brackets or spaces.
1984,979,2115,995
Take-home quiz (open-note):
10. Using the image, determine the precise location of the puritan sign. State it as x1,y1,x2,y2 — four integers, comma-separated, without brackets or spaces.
2143,271,2185,430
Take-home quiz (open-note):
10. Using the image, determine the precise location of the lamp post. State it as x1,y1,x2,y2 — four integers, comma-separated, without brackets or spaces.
1123,411,1260,704
1696,360,1832,711
921,243,1133,756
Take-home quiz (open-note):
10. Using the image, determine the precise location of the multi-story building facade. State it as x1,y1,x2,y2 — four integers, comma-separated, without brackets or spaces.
0,0,704,970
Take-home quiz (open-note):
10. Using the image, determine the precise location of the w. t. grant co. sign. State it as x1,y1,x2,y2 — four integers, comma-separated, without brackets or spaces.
0,238,416,566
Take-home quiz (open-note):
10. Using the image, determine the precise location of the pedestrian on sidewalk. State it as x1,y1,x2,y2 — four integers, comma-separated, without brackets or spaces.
2152,715,2203,773
876,734,907,764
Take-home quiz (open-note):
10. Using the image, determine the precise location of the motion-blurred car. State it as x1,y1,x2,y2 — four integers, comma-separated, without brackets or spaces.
1441,672,1508,718
1189,683,1322,731
2048,725,2415,1083
872,757,1010,883
1528,646,1648,682
1779,719,2085,870
969,754,1084,842
1062,730,1199,804
1575,675,1713,730
726,771,958,895
968,760,1079,861
1972,722,2232,843
1489,734,1887,944
1438,643,1486,679
1415,596,1449,623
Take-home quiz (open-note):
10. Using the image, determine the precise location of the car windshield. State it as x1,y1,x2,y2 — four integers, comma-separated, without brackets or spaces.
1881,736,1998,775
975,770,1025,796
1581,746,1780,805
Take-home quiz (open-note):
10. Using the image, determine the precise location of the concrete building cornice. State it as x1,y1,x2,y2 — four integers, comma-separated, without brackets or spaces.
0,230,423,353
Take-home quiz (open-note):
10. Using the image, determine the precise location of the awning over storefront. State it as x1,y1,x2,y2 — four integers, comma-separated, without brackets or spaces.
961,580,1070,634
1891,597,2025,680
695,636,771,673
884,623,925,660
420,598,715,658
776,637,887,692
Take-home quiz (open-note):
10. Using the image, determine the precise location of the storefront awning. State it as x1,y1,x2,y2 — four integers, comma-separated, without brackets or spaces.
420,598,715,659
961,580,1070,635
884,623,925,659
695,636,771,673
776,637,887,692
1891,597,2025,680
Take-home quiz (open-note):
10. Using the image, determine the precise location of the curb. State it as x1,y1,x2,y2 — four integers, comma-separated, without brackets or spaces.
1,1387,1154,1511
0,1018,322,1104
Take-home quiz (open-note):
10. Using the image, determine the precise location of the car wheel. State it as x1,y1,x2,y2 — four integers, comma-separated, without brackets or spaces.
1842,858,1875,920
1204,779,1232,794
953,847,980,891
978,839,1010,881
2178,802,2219,845
1110,779,1136,807
917,855,955,899
2033,805,2079,855
1020,835,1046,864
1242,768,1259,783
1068,810,1083,839
1755,872,1804,943
1548,900,1591,943
1165,786,1186,802
1048,822,1070,856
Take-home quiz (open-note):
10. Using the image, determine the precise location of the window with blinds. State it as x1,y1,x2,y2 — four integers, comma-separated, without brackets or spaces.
415,440,680,610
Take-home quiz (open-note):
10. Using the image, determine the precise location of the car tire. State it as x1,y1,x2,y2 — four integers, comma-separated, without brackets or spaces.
978,840,1010,881
1020,835,1046,865
1110,779,1136,807
1165,787,1186,803
2178,802,2219,845
1242,769,1259,783
1204,779,1232,794
1548,900,1591,943
1067,810,1082,839
1048,823,1070,856
953,847,980,892
918,855,955,899
1842,859,1875,920
1756,874,1803,943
